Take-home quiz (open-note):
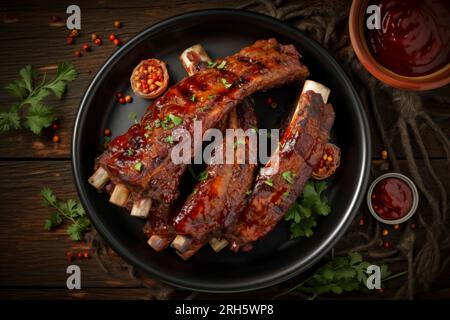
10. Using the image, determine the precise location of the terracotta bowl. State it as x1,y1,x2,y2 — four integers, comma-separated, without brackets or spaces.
349,0,450,91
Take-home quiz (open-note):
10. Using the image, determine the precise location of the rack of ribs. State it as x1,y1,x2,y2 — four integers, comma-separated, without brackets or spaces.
226,80,335,252
89,38,309,220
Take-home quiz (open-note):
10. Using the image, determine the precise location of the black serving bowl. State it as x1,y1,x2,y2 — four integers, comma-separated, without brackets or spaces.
72,9,370,292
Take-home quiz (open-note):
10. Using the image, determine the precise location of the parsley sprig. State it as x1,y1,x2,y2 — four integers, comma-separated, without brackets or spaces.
285,181,331,238
273,252,404,300
41,187,90,241
0,63,77,134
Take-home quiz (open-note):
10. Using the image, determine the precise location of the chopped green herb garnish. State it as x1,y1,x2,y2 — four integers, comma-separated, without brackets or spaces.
221,78,232,88
144,124,152,130
165,135,174,144
198,171,208,181
128,111,138,123
245,190,252,196
144,133,151,138
282,171,295,185
134,161,143,172
208,94,216,100
198,106,206,112
191,94,196,102
283,191,290,198
216,60,227,69
167,113,183,126
264,179,273,187
126,148,134,156
250,126,259,134
207,61,217,68
154,119,161,128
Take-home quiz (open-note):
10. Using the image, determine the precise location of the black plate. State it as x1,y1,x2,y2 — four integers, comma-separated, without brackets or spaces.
72,9,370,292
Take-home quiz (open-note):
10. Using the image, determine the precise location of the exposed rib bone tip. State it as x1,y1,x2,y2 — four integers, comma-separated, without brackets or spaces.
209,238,229,252
171,235,192,253
147,235,170,252
88,167,110,189
180,44,212,76
131,198,152,218
302,80,331,103
109,184,130,207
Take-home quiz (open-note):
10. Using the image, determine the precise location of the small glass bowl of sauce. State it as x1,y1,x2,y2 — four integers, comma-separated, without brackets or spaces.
367,173,419,224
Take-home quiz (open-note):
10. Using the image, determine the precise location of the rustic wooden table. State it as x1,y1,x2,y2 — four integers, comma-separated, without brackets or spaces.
0,0,448,299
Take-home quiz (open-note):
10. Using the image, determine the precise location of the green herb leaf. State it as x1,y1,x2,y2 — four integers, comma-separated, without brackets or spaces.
0,111,21,132
264,179,273,187
216,60,227,69
1,63,77,135
285,181,331,239
208,94,216,100
134,161,143,172
41,187,89,241
165,135,174,144
207,61,217,68
221,78,232,88
128,111,138,123
190,94,196,102
282,171,295,185
25,103,54,134
168,114,183,126
198,171,208,181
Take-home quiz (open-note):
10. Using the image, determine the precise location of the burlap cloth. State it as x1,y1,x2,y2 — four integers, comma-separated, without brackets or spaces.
85,0,450,299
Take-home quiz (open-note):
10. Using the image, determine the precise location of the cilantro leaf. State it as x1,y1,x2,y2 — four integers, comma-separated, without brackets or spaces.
1,63,77,135
41,187,90,241
285,181,331,239
0,111,21,132
25,103,54,134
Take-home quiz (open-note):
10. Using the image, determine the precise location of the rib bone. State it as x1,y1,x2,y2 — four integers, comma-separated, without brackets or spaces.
88,167,110,189
109,184,130,207
131,198,152,218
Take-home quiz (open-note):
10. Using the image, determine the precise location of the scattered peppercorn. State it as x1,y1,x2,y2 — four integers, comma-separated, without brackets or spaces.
113,38,121,46
52,135,60,143
51,15,61,22
77,252,83,259
66,251,73,262
82,43,91,52
52,123,59,130
265,97,273,105
410,223,417,229
377,288,384,294
74,51,82,57
115,92,124,99
393,224,400,230
71,29,79,37
383,240,390,249
104,128,111,136
358,218,364,226
114,20,122,28
66,36,74,45
119,97,126,104
95,38,102,46
83,251,90,259
109,34,116,41
125,95,133,103
382,229,389,236
91,33,98,41
381,150,388,160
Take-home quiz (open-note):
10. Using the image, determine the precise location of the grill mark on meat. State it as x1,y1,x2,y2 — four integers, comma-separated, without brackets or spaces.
227,91,335,251
95,39,309,204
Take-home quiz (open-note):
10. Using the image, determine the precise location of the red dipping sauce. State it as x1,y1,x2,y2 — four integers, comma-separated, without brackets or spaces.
366,0,450,77
371,178,413,220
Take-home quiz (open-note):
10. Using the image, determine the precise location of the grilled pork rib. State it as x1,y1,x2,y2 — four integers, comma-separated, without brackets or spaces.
227,87,335,251
94,39,309,205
